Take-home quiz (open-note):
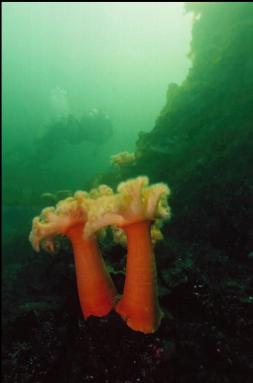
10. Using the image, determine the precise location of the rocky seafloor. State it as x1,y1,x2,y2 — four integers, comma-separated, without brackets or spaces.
2,237,253,383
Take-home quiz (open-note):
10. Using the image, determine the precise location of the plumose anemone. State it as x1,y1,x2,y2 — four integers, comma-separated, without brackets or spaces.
29,188,118,319
84,176,171,333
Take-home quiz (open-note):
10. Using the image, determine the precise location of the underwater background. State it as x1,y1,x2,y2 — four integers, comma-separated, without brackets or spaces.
2,2,253,382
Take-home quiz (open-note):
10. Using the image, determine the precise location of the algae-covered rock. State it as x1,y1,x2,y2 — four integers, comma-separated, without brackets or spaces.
125,3,253,260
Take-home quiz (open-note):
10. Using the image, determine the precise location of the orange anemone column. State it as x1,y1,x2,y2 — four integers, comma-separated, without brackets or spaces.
67,224,117,319
115,220,163,333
